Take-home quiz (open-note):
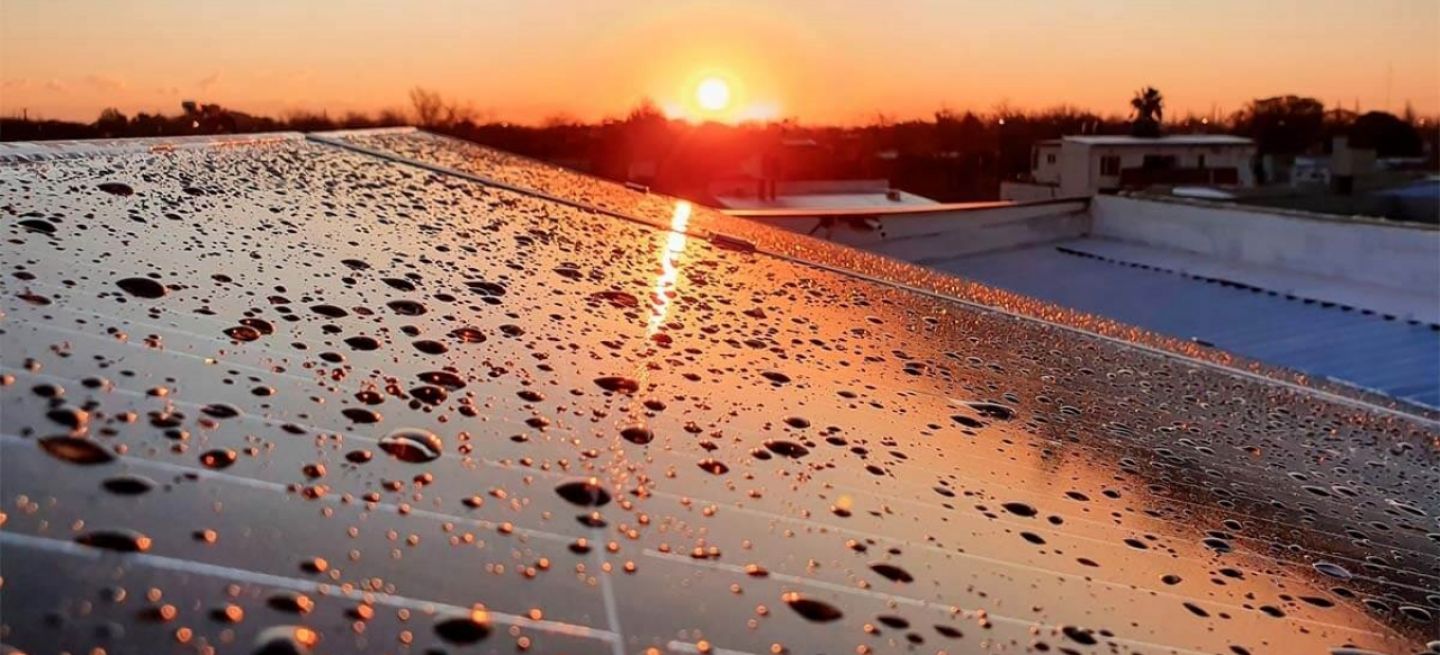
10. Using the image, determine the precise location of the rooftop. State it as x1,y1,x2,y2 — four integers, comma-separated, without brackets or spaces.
732,191,1440,410
1053,134,1255,147
713,179,940,211
941,236,1440,407
1,129,1436,655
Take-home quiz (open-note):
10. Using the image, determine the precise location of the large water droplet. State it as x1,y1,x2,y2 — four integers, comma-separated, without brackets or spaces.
75,528,152,552
18,219,56,234
201,403,241,419
344,336,380,351
594,376,639,393
412,340,448,355
761,371,791,384
342,408,382,424
252,625,318,655
267,592,315,614
379,428,443,463
555,479,612,507
1061,626,1098,646
1001,502,1037,517
620,426,654,445
46,407,89,433
782,592,843,622
387,299,428,316
869,562,914,583
102,475,156,495
450,327,486,343
310,304,348,318
116,277,167,299
697,459,730,475
200,448,238,469
589,290,639,308
434,610,493,644
39,436,114,465
418,371,466,389
225,326,262,342
966,402,1015,420
1312,561,1352,580
409,385,447,405
764,440,809,458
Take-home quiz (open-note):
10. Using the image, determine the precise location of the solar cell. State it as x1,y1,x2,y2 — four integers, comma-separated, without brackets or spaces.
1,132,1435,655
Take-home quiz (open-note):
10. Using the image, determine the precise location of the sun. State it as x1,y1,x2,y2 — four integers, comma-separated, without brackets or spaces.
695,77,731,112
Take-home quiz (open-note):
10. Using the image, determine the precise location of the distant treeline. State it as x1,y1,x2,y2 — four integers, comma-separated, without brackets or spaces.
3,89,1434,202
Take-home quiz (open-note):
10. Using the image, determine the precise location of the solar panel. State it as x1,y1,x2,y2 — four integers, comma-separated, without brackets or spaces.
1,131,1436,655
322,128,1431,420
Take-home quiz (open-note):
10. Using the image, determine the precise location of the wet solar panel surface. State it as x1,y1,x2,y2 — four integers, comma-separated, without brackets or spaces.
1,132,1438,655
322,130,1435,419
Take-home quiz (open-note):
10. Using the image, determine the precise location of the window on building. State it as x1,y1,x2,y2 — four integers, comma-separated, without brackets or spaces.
1046,153,1056,164
1099,155,1121,176
1197,154,1207,169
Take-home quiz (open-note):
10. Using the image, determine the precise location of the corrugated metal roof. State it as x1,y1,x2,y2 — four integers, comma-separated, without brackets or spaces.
1,130,1436,655
940,239,1440,408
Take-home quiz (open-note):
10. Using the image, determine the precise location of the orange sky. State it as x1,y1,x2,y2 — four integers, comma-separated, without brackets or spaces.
2,0,1437,124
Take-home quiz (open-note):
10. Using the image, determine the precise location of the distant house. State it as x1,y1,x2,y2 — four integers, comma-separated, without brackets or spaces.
1287,137,1378,191
1003,134,1256,200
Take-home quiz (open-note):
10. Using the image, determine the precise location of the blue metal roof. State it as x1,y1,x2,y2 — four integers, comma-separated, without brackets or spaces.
940,240,1440,408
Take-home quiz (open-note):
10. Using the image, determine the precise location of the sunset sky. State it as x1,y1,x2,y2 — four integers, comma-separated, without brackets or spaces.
3,0,1437,124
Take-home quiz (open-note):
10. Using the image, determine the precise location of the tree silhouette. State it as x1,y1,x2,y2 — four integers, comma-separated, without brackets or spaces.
409,87,445,127
95,108,128,137
1350,111,1423,157
1231,95,1325,155
1129,87,1164,137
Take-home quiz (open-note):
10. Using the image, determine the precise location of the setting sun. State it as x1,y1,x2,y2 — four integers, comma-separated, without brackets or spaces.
695,77,731,112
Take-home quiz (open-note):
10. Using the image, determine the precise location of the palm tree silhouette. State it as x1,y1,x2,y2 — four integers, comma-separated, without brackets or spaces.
1130,87,1164,137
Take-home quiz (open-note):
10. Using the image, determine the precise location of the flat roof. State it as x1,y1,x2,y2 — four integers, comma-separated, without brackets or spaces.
1,129,1434,655
715,189,938,211
939,237,1440,408
1063,134,1254,147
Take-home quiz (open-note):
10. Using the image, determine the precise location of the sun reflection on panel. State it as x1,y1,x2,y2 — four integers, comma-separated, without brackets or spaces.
646,200,691,337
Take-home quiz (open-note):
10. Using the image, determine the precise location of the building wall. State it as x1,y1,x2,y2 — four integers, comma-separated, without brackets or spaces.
1091,195,1440,298
1054,142,1256,195
745,200,1091,264
999,181,1062,202
1059,142,1094,196
1032,144,1062,184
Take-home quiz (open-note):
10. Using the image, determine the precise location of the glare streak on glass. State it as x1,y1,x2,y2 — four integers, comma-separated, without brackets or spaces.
646,200,692,338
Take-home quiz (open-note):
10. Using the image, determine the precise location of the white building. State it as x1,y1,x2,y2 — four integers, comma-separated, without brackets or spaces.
1003,134,1257,200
